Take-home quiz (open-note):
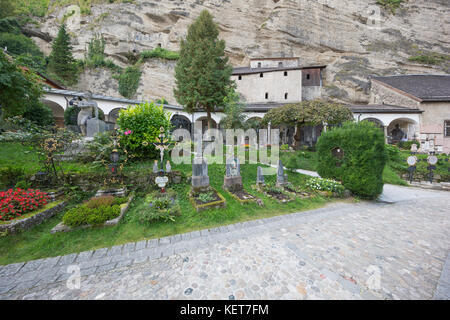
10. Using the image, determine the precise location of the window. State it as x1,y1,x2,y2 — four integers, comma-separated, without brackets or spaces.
260,73,264,78
238,75,242,80
258,62,262,68
284,71,288,76
285,93,288,100
265,93,269,99
306,74,311,80
278,62,283,67
445,120,450,137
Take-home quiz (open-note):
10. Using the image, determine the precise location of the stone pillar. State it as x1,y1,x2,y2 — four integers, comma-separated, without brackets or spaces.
384,126,388,144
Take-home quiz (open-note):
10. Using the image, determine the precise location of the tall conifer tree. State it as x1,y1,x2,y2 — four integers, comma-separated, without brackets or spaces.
174,10,234,130
48,24,77,84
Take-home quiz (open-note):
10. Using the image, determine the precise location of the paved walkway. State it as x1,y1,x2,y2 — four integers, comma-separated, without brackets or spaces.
0,185,449,300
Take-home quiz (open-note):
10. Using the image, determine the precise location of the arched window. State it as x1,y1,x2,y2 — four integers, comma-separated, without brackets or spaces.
265,92,269,99
285,93,288,100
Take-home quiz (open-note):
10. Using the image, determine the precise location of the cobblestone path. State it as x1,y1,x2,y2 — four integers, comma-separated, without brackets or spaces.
1,185,449,300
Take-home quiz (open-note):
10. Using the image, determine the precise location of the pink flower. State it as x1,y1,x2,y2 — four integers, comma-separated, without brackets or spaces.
124,130,132,136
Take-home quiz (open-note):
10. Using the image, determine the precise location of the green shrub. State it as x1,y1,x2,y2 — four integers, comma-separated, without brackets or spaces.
316,121,387,199
396,140,420,150
116,102,172,159
0,166,25,190
0,32,44,58
118,66,141,99
385,144,401,162
62,203,121,227
22,102,55,127
140,47,180,61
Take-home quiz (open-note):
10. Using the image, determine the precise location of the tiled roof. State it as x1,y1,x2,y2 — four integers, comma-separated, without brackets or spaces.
372,75,450,102
233,65,326,76
44,88,184,110
349,104,423,114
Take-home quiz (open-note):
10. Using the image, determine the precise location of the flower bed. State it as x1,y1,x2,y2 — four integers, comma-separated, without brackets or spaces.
0,200,66,235
189,188,226,212
135,190,181,224
252,183,294,203
306,177,345,196
0,188,49,222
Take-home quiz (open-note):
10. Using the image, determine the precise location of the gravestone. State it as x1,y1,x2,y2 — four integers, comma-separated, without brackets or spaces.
256,166,265,185
223,157,243,191
86,118,107,137
192,157,210,192
276,160,288,186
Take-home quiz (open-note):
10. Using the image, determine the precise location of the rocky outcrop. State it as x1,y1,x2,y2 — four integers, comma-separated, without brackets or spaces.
30,0,449,104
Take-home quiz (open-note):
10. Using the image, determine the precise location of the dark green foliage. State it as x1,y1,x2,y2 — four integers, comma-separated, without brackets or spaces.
14,53,47,75
0,17,21,33
0,51,44,118
0,0,15,19
155,98,169,105
22,102,55,127
316,121,387,199
136,191,180,224
0,32,44,58
174,10,234,129
47,24,78,85
385,144,401,162
396,140,420,150
219,89,248,129
62,203,121,227
0,166,25,189
64,105,104,126
140,47,179,61
118,66,141,99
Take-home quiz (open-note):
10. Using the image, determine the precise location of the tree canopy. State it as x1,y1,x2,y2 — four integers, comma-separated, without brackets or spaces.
219,90,248,130
0,51,44,120
174,10,234,129
262,100,354,149
263,100,354,128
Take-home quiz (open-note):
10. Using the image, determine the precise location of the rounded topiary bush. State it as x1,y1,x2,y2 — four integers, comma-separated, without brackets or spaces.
316,121,387,199
116,102,172,159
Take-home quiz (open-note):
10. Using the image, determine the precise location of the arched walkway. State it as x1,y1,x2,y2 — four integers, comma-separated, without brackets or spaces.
41,99,65,127
171,114,192,133
362,117,384,129
108,108,125,124
387,118,419,144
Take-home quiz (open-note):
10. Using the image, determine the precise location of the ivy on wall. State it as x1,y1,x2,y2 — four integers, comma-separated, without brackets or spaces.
118,66,141,99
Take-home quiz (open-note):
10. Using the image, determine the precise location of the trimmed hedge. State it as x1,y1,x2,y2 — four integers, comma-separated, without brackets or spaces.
316,121,387,199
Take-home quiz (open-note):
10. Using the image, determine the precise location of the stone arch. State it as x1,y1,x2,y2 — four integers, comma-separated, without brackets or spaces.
362,117,384,129
170,114,192,133
108,108,125,124
387,117,419,143
195,116,217,133
41,99,65,127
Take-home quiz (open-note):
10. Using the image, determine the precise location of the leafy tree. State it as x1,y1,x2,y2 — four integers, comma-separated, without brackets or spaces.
0,51,44,122
47,24,78,85
0,32,44,58
22,102,55,126
219,89,248,129
263,100,354,149
174,10,234,130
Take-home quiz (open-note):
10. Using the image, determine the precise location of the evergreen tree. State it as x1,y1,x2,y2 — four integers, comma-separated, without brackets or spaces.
0,0,15,19
219,89,248,130
174,10,234,130
47,24,78,84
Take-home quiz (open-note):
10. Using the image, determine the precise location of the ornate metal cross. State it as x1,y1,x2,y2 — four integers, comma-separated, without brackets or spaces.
153,127,172,172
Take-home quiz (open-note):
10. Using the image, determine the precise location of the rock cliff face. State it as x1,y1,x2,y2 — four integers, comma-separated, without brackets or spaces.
31,0,449,104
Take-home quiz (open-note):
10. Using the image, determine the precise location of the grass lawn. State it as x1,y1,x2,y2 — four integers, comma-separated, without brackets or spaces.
0,144,340,265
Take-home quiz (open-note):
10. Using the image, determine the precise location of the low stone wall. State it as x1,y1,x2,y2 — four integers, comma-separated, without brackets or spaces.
0,201,66,235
